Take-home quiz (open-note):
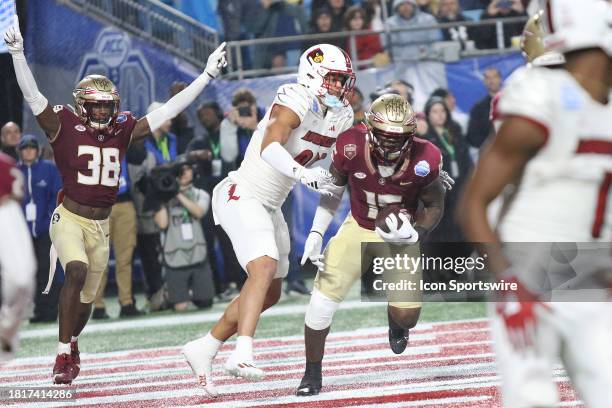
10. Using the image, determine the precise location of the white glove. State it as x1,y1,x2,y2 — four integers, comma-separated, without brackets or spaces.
375,213,419,244
440,170,455,191
205,42,227,78
3,15,24,55
300,231,324,271
296,166,335,197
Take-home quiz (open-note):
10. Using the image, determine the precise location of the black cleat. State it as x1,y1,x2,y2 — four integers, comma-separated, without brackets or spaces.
388,328,408,354
91,307,110,320
296,362,322,396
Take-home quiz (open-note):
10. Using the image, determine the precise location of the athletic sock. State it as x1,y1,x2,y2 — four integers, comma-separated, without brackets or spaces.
234,336,254,363
57,342,70,355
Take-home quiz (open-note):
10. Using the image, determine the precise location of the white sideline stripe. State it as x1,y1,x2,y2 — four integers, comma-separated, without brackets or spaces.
19,299,384,339
300,398,492,408
0,334,494,380
10,320,489,366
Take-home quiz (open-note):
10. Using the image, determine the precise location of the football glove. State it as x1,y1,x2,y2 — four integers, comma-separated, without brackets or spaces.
3,15,24,55
296,166,335,197
440,170,455,191
495,273,550,351
375,213,419,244
301,231,324,271
204,42,227,78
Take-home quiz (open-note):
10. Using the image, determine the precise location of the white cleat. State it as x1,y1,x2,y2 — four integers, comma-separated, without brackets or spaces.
224,359,265,381
181,340,219,398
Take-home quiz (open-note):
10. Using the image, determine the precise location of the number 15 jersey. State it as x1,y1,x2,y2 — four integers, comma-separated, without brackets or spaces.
230,84,353,209
51,105,136,208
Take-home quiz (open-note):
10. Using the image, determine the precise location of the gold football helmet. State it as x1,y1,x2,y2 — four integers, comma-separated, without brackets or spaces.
73,75,120,131
521,10,565,67
365,94,416,164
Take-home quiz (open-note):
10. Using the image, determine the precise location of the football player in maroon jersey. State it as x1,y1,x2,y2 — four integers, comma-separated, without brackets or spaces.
296,94,448,395
0,152,36,362
4,15,226,384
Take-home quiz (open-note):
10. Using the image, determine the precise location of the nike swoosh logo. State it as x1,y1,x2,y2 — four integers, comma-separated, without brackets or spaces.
399,181,413,186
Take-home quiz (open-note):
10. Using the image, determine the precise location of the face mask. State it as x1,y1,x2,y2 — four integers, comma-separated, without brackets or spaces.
322,93,344,109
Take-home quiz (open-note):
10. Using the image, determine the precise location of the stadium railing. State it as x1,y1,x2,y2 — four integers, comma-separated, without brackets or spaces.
58,0,219,70
224,16,528,79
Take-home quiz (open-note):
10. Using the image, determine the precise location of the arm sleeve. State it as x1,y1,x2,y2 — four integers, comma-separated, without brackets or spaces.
11,54,48,116
145,73,211,132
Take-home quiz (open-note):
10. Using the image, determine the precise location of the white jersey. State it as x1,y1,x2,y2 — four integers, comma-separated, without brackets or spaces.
230,83,354,209
497,67,612,242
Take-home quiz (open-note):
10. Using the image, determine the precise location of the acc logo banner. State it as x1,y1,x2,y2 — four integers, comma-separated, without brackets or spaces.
344,144,356,160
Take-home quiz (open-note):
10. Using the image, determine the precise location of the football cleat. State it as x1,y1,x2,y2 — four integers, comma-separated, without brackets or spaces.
0,335,16,363
296,362,322,396
53,354,77,385
388,328,408,354
181,339,219,398
70,341,80,379
224,358,265,381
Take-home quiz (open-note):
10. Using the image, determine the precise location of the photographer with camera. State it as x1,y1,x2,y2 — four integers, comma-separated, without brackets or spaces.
222,88,265,166
153,157,215,312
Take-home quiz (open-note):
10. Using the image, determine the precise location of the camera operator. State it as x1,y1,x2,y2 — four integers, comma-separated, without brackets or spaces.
153,157,215,312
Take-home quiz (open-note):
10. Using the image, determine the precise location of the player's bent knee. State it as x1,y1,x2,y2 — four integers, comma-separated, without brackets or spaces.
389,306,421,329
246,256,278,282
305,288,340,330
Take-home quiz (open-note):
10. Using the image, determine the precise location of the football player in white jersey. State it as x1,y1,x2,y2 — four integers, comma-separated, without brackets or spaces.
182,44,355,396
458,0,612,407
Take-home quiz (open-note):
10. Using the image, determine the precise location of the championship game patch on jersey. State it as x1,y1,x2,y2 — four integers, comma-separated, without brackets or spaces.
414,160,430,177
74,125,86,132
116,114,128,124
344,144,357,160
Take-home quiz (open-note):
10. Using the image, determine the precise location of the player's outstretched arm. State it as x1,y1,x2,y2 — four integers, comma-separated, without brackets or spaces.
456,115,546,278
301,164,347,268
131,42,228,141
3,15,59,138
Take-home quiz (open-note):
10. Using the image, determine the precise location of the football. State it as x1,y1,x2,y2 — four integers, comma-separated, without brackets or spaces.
375,205,411,233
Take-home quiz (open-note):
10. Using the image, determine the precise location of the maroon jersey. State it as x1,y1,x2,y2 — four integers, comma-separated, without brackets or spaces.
51,106,136,208
333,124,442,230
0,152,21,201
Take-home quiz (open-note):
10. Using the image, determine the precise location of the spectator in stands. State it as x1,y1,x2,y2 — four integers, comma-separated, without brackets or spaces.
222,89,265,166
349,87,366,125
416,0,440,15
169,82,195,155
422,97,471,242
437,0,476,48
17,135,62,323
188,102,244,299
466,67,501,148
327,0,350,32
252,0,308,70
459,0,488,9
218,0,261,70
387,79,415,105
344,6,384,62
1,121,21,161
363,0,388,33
270,52,288,70
306,7,345,50
144,102,178,165
430,87,469,133
387,0,442,63
310,0,353,27
92,144,146,320
154,159,214,312
415,111,429,136
474,0,527,49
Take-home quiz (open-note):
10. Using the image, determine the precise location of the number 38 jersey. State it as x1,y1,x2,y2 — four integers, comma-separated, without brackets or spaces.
51,105,136,208
333,124,442,230
497,67,612,242
230,83,353,209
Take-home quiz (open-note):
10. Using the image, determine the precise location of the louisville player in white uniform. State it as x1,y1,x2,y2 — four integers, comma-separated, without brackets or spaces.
0,152,36,362
182,44,355,396
458,1,612,407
